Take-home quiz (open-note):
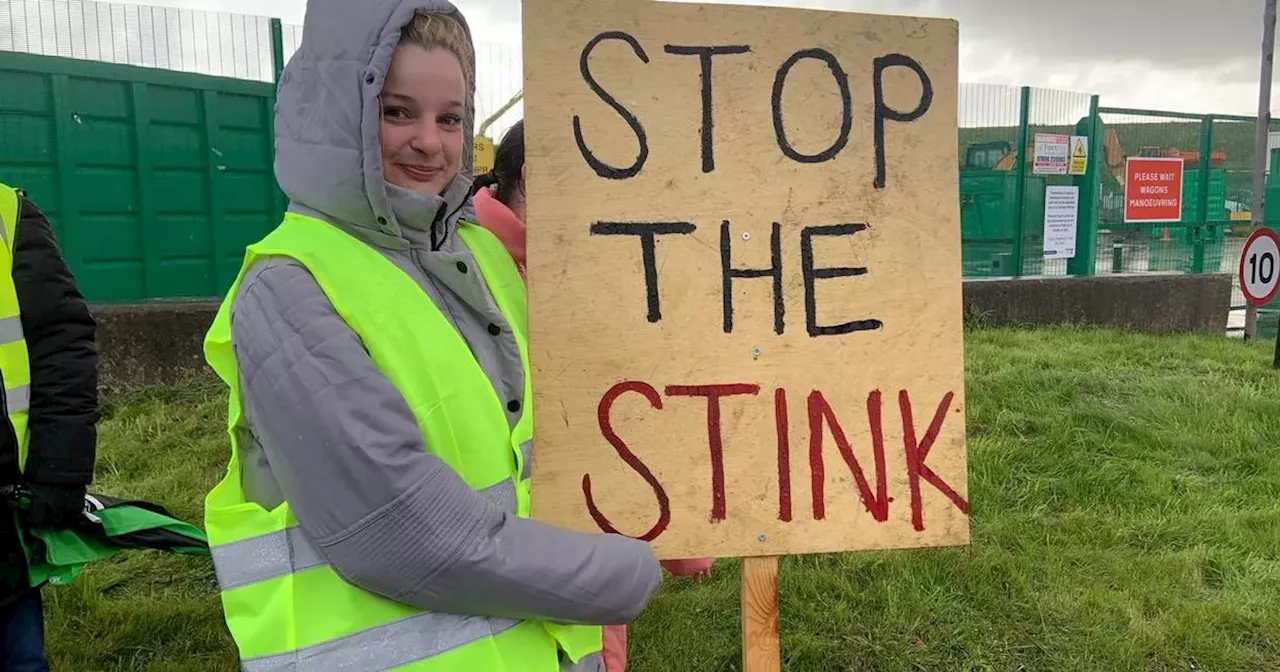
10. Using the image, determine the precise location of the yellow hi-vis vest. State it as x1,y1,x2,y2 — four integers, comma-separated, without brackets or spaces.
203,211,602,671
0,185,32,466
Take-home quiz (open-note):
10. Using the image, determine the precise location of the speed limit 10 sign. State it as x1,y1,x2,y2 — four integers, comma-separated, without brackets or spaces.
1240,227,1280,307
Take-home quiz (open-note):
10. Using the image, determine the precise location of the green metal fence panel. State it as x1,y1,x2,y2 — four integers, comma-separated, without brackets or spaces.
1095,108,1210,275
0,49,282,303
1018,86,1095,277
957,83,1022,278
957,84,1097,279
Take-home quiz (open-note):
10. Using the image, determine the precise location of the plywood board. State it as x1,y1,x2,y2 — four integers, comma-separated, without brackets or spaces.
523,0,968,560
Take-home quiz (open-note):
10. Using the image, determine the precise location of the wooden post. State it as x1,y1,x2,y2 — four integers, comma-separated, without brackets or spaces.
741,556,780,672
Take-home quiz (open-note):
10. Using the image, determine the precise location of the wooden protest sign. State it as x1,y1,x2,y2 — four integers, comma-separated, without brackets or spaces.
522,0,965,663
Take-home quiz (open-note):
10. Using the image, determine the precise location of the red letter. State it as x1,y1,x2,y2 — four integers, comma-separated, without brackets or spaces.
584,381,670,541
900,390,967,532
665,384,761,521
807,390,889,522
775,388,792,522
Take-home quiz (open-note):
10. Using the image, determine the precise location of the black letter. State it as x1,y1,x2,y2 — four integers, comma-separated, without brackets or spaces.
873,53,933,189
771,48,852,164
663,44,752,173
800,224,882,337
720,221,783,334
591,222,697,323
575,31,650,179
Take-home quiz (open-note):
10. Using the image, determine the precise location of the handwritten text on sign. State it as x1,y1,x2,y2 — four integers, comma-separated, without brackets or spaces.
524,0,969,560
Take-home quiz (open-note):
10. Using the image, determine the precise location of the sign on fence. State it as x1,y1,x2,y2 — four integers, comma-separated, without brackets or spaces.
1124,157,1184,223
1033,133,1070,175
1068,135,1088,176
523,0,969,561
1042,186,1079,260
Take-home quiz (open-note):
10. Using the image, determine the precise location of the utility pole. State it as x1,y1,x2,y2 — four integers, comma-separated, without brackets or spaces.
1246,0,1277,340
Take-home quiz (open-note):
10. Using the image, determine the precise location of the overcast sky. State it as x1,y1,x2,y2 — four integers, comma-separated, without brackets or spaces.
5,0,1272,132
121,0,1271,114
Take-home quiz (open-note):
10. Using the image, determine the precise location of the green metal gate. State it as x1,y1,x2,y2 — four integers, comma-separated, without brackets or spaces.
0,50,285,303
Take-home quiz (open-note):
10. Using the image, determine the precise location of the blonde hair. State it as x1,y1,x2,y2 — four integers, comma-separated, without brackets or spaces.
399,11,475,101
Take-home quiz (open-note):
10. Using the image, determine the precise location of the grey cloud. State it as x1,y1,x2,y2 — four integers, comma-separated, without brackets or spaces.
927,0,1260,76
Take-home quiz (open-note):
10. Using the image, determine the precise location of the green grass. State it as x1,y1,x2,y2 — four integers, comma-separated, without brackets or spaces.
42,327,1280,671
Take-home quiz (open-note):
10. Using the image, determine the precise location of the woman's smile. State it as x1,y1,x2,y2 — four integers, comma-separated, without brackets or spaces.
395,163,443,182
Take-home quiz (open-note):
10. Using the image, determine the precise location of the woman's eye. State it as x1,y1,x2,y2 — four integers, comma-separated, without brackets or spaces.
440,114,463,127
383,107,411,121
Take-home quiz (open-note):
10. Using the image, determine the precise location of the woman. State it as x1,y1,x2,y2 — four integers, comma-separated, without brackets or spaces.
472,120,528,278
200,1,662,670
474,120,715,672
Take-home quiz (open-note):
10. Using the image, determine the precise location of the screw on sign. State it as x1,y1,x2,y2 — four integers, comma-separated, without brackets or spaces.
1239,227,1280,307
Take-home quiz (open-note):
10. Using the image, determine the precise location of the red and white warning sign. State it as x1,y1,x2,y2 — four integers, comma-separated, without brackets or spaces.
1240,227,1280,307
1124,157,1184,223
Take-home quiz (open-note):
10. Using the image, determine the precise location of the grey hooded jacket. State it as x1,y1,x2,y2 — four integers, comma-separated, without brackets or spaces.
225,0,663,657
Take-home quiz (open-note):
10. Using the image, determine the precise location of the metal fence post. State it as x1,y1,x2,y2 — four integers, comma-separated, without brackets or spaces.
1010,86,1032,277
270,19,286,86
1191,116,1214,274
268,18,286,222
1068,94,1101,276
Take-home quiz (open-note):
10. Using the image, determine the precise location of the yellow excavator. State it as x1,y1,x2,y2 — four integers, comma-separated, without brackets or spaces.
472,89,523,176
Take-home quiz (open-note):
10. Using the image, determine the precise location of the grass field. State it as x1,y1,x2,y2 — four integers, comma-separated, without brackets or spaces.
40,327,1280,671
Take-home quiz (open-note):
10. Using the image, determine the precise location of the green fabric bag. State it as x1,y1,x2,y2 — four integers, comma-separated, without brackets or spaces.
6,488,209,588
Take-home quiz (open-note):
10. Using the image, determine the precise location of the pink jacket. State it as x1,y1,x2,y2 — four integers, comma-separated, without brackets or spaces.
473,188,526,279
473,185,714,672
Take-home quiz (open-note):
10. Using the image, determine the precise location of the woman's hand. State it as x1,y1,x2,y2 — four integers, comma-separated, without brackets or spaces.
660,558,715,582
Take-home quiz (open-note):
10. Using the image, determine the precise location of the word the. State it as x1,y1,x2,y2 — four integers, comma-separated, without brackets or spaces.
572,31,934,188
582,381,968,542
590,220,882,337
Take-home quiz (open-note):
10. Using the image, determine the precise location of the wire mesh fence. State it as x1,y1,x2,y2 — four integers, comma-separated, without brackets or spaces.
1094,109,1280,336
279,21,301,69
1,0,277,80
1097,110,1211,275
1023,87,1094,277
957,84,1093,279
1207,117,1256,330
1,0,526,141
957,83,1021,279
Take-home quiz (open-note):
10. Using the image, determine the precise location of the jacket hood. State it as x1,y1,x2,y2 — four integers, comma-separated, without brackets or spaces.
273,0,477,250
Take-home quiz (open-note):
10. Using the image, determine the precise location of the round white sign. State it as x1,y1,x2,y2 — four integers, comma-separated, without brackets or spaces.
1239,228,1280,307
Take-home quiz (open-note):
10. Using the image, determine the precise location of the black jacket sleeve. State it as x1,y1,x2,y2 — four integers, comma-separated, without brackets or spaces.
12,194,99,486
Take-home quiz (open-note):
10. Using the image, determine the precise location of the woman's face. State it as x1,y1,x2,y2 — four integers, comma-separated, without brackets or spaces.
378,44,466,196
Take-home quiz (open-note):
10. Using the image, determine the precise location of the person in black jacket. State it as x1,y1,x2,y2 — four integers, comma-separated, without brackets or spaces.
0,187,99,672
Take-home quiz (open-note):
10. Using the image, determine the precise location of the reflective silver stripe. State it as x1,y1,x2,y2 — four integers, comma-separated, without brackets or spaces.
241,611,522,672
0,316,28,416
520,440,533,481
213,478,518,591
6,384,29,415
0,316,24,344
211,525,326,591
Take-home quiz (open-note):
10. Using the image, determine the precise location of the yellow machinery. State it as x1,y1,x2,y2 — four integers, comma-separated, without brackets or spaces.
472,89,523,176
